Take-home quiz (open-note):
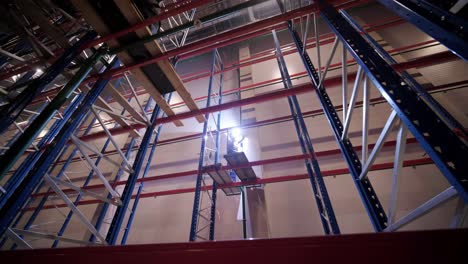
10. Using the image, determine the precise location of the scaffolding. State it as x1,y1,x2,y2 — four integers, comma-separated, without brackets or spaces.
0,0,466,252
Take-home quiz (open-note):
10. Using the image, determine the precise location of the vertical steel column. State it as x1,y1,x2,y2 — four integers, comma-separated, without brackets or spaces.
0,56,119,238
209,57,224,241
0,48,105,182
289,26,388,231
340,10,466,138
273,29,340,235
90,138,138,243
121,94,171,245
0,31,97,133
189,49,217,242
105,100,163,245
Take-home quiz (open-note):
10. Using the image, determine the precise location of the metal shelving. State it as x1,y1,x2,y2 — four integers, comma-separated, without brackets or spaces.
0,0,465,251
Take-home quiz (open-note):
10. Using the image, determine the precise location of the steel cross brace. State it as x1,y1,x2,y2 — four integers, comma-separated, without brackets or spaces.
54,89,127,248
377,0,468,61
288,26,388,231
0,57,119,239
92,85,154,244
0,111,96,249
318,1,468,202
18,69,124,248
0,93,84,209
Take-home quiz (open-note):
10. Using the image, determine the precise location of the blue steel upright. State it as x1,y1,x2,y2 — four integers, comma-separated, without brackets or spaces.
0,93,85,209
273,30,340,235
377,0,468,61
90,138,138,243
209,51,223,241
52,100,128,248
318,0,468,203
120,94,173,245
340,9,466,137
105,99,163,245
189,49,217,242
0,31,97,133
288,25,388,231
0,56,119,239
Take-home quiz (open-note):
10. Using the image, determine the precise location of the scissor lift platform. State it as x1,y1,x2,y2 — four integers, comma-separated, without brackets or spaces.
224,151,258,182
204,164,241,196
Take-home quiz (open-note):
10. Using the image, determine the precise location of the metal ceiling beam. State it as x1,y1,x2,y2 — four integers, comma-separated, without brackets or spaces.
24,15,422,108
86,1,365,83
15,0,71,48
81,0,215,50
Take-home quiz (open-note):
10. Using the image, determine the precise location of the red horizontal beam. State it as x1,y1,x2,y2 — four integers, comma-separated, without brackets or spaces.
32,78,465,173
393,50,457,71
6,76,463,182
82,0,363,59
10,0,366,103
32,137,419,198
92,6,316,80
69,38,444,133
26,157,432,211
77,48,462,143
88,1,367,82
25,16,418,109
66,36,443,134
1,229,465,264
224,157,432,188
28,16,394,106
78,82,313,142
179,17,406,83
